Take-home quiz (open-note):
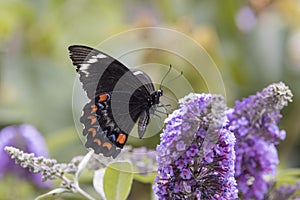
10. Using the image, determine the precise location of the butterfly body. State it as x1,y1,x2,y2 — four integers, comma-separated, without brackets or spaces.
68,45,162,158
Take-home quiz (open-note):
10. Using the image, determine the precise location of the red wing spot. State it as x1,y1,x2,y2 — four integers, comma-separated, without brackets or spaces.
116,133,127,144
87,115,97,125
88,128,97,137
91,105,98,113
102,142,112,150
93,138,102,146
98,94,109,102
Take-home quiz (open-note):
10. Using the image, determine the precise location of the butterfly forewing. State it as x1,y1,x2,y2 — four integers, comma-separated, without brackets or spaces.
69,45,129,98
68,45,157,158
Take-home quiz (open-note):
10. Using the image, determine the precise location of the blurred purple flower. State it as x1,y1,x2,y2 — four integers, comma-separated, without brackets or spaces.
0,124,50,187
129,147,157,174
235,6,257,32
269,184,297,200
227,82,293,199
154,93,238,199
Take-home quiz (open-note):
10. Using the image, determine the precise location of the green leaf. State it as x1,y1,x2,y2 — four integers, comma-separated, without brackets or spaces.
133,172,157,184
102,161,133,200
276,168,300,185
277,168,300,176
34,188,69,200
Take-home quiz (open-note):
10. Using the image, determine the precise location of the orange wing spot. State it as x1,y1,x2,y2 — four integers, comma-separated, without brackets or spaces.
98,93,109,102
116,133,127,144
88,128,97,137
102,142,112,150
93,138,102,146
87,115,97,125
91,105,98,113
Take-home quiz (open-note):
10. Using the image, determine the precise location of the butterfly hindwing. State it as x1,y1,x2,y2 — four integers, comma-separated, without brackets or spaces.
80,93,125,158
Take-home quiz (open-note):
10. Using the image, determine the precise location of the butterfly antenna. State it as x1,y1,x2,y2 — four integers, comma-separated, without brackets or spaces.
163,71,183,86
159,65,172,90
159,67,183,104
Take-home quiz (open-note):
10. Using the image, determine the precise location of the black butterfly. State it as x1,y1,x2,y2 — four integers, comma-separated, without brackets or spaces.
68,45,163,158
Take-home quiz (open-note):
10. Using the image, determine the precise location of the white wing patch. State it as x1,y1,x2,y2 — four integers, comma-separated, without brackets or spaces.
78,53,107,76
86,53,107,63
133,71,143,76
87,58,98,63
95,53,107,59
80,64,90,76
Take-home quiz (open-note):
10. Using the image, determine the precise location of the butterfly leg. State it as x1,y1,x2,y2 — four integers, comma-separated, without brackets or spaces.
153,109,169,115
158,103,171,114
152,112,162,120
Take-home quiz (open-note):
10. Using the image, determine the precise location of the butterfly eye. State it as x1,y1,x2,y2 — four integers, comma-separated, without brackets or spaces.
158,90,163,97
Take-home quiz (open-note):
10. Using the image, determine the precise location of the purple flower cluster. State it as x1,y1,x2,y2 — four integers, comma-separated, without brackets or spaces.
154,93,238,199
269,183,298,200
227,82,293,199
0,124,50,187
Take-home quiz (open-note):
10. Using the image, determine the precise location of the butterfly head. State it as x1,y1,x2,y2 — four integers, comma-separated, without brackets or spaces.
149,89,163,106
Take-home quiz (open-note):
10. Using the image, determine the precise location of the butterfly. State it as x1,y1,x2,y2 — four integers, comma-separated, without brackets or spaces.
68,45,163,158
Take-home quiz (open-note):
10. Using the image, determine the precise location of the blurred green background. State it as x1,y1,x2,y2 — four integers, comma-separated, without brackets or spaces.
1,0,300,199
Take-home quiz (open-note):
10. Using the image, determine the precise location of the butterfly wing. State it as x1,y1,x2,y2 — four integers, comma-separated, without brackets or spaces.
68,45,154,157
137,110,150,139
130,70,156,138
69,45,131,98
